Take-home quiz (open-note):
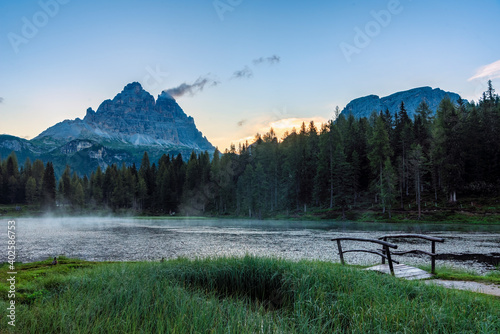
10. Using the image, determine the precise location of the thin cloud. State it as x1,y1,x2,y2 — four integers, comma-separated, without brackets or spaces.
0,97,3,103
253,55,281,65
164,75,219,98
468,59,500,81
232,66,253,79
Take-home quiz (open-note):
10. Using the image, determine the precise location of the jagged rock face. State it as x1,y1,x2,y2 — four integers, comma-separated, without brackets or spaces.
340,87,465,119
0,135,41,154
59,140,94,155
35,82,214,151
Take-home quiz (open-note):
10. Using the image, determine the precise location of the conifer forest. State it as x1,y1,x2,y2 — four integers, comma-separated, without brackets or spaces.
1,83,499,219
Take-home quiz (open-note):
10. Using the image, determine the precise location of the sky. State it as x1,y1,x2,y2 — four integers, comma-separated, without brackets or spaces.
1,0,499,151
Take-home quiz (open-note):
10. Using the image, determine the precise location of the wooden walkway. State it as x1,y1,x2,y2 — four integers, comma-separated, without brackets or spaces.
365,263,433,280
331,234,445,281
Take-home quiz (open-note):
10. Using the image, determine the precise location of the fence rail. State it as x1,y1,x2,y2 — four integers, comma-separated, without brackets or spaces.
331,237,398,275
378,234,445,274
331,234,445,276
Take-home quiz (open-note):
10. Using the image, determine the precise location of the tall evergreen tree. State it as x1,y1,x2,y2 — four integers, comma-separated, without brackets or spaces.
42,162,56,207
432,97,464,202
408,144,427,218
368,115,393,208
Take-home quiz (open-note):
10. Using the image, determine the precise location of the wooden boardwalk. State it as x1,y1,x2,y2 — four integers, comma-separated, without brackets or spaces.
331,234,445,281
365,264,433,280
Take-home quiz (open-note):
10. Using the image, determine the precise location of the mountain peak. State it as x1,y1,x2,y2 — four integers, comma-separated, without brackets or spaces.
123,81,143,92
34,82,214,153
158,91,175,100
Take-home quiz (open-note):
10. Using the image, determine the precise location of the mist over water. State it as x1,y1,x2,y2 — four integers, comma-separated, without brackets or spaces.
2,217,499,273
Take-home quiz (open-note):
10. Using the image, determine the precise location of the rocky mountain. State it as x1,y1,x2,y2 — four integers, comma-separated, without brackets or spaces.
1,82,214,176
34,82,213,150
340,87,465,119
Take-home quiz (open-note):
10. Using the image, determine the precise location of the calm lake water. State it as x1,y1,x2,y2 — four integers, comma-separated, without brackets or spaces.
3,217,500,272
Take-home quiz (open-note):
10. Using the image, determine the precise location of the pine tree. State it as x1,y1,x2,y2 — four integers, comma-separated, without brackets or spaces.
332,147,352,219
73,181,84,208
368,115,393,208
380,158,397,218
42,162,56,207
238,164,255,217
32,159,45,204
253,163,268,219
408,144,426,218
5,152,20,203
91,166,104,206
394,101,414,206
60,165,72,205
431,97,464,202
25,177,37,204
314,122,333,207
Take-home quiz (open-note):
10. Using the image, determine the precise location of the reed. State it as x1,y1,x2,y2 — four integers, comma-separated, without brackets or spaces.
1,256,499,333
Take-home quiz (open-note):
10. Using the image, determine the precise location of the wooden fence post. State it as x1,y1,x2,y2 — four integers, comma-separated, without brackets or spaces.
337,239,345,265
431,241,436,274
385,245,395,276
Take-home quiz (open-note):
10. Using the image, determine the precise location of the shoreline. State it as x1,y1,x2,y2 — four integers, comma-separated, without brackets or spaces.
3,210,500,226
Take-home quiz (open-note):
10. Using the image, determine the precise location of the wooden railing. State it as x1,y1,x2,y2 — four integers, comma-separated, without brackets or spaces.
331,237,398,275
378,234,445,274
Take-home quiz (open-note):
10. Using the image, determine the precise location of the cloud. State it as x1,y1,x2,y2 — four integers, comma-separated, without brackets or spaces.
163,75,219,98
232,66,253,79
0,97,3,103
468,59,500,81
253,55,281,65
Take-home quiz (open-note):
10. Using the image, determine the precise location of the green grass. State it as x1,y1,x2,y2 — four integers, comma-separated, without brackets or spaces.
416,264,500,285
1,256,499,333
0,257,104,305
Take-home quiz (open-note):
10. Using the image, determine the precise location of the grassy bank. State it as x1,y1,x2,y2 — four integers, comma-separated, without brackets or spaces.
1,257,499,333
418,264,500,284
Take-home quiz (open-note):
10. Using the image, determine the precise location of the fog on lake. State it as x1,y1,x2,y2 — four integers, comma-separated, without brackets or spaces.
3,217,500,273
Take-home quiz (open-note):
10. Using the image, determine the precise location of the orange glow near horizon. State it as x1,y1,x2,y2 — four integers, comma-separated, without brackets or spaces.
220,116,328,151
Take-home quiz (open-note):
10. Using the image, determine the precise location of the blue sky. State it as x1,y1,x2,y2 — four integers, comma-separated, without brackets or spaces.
1,0,499,150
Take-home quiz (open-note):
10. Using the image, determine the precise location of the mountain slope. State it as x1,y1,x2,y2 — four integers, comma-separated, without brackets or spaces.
340,87,465,119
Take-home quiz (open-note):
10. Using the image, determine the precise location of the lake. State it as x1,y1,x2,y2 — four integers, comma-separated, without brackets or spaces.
3,217,500,273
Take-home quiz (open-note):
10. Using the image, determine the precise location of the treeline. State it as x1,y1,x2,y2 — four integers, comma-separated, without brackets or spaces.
1,82,499,218
0,156,56,207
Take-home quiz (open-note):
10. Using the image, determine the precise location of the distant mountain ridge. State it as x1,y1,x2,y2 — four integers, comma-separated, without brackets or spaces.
340,87,465,119
0,82,214,176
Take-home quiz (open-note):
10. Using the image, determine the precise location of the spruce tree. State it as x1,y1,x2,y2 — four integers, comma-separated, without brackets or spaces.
42,162,56,207
368,115,392,208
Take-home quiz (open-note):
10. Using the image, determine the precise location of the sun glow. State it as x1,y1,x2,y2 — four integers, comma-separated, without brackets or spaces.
224,116,328,151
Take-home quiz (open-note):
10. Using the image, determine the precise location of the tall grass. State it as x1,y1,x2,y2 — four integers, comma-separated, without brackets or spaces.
1,256,499,333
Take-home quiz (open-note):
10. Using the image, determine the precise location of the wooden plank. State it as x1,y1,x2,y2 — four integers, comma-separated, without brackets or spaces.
365,264,433,280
